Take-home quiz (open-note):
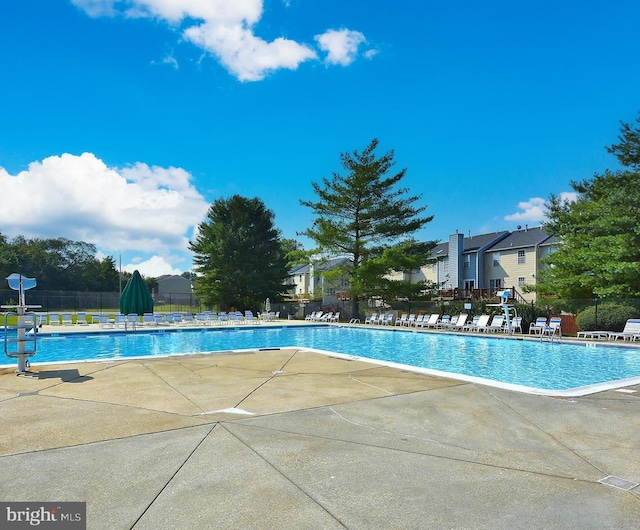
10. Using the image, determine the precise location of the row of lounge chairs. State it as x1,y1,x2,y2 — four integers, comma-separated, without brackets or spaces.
305,311,340,322
364,313,523,333
41,310,276,328
576,318,640,341
529,317,562,338
364,313,394,325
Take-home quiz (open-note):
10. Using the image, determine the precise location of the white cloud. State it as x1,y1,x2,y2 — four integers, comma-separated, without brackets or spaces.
161,52,179,69
504,197,547,223
122,255,183,276
0,153,209,275
315,29,366,66
363,48,379,60
504,192,579,224
558,191,579,204
70,0,117,17
184,22,317,81
71,0,366,81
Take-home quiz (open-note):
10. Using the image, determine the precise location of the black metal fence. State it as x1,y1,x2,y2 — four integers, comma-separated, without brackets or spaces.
0,289,200,313
1,289,301,317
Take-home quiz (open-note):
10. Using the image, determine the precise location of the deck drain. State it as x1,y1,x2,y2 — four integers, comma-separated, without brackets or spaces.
614,388,637,394
598,475,639,491
17,391,40,397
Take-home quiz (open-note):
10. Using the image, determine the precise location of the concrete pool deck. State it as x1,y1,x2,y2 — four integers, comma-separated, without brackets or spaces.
1,326,640,528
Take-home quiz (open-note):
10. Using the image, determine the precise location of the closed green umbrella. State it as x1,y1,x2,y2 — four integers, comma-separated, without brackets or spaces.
119,270,154,316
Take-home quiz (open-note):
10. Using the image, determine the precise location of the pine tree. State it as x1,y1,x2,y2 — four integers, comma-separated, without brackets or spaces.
300,139,435,318
190,195,289,310
541,113,640,299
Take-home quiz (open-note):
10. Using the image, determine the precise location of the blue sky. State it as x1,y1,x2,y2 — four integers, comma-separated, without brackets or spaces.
1,0,639,277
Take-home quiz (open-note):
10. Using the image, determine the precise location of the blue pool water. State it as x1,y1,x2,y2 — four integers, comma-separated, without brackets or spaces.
4,326,640,394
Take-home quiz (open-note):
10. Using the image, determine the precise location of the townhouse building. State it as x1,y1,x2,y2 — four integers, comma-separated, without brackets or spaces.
286,257,351,306
288,226,556,304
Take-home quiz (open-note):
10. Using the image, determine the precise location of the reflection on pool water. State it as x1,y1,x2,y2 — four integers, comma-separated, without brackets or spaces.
3,325,640,395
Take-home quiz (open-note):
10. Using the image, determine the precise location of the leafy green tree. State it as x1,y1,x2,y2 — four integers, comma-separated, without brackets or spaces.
280,238,306,269
540,113,640,299
0,235,119,291
0,231,19,283
300,139,435,318
189,195,289,310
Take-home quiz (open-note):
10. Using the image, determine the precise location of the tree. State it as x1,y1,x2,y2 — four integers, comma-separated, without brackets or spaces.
280,238,306,269
300,139,435,318
189,195,289,310
0,235,120,291
540,113,640,299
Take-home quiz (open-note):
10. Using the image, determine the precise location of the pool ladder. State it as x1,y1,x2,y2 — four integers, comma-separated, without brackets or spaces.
3,311,38,372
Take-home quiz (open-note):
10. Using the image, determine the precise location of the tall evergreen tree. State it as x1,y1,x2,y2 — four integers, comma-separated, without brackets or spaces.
300,139,435,318
541,112,640,299
189,195,289,310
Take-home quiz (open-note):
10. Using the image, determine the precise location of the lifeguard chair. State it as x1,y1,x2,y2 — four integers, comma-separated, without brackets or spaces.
492,289,518,335
2,273,41,374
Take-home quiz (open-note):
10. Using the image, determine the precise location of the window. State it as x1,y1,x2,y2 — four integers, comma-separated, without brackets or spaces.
463,254,470,269
492,253,500,267
518,277,526,287
517,250,525,264
431,263,437,272
490,279,502,289
443,256,449,272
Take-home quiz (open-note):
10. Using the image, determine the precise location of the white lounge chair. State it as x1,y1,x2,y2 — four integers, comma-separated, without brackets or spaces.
142,313,157,326
509,316,523,334
462,315,480,331
419,314,440,329
448,314,468,331
412,314,425,327
486,315,505,333
576,329,610,340
608,318,640,341
61,313,73,326
76,312,88,325
529,317,547,335
542,317,562,338
99,315,114,328
381,313,394,325
435,315,451,329
403,314,416,327
465,314,491,332
321,312,334,322
395,314,408,327
364,313,378,325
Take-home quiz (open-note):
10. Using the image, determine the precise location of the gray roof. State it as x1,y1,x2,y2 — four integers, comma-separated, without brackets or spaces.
486,226,553,251
462,231,510,252
288,257,351,275
289,263,308,275
429,242,449,260
427,231,510,259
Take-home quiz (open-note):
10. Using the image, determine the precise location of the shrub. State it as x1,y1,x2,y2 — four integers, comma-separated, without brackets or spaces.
576,303,640,332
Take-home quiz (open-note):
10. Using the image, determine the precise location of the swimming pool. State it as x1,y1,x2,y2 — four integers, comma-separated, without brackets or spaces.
3,325,640,396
